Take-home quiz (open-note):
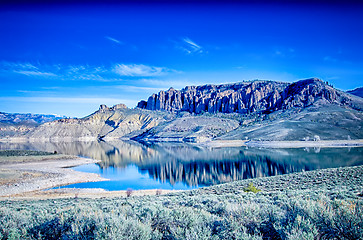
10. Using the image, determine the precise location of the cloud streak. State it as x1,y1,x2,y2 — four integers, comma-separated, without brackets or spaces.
105,36,123,45
178,37,204,55
113,64,170,77
14,70,57,77
0,61,177,81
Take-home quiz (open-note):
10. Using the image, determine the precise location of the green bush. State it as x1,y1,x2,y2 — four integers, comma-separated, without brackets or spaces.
243,183,261,193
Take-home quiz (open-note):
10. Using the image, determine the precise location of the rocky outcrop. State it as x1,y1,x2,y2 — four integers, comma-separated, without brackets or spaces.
138,78,363,114
98,103,127,112
137,81,287,114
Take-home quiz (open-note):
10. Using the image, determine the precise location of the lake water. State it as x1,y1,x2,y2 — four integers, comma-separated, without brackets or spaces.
1,140,362,190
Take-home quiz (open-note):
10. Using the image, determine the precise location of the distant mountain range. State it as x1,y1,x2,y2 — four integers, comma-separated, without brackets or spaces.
0,112,66,125
347,87,363,98
3,78,363,141
0,112,67,137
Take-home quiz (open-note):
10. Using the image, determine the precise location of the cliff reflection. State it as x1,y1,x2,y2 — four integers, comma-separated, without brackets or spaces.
1,140,362,187
140,158,309,186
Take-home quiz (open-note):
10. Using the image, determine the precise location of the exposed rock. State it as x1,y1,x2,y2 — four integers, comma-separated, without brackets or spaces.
99,104,108,111
111,103,128,110
98,104,128,112
138,78,363,114
27,107,174,140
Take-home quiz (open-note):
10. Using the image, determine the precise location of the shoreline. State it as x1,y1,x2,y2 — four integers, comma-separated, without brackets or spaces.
0,151,361,199
0,138,362,199
0,156,106,198
245,139,363,148
199,139,363,148
0,154,179,199
1,137,363,149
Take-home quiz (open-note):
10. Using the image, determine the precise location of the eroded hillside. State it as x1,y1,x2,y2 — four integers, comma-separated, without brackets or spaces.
11,78,363,141
28,104,174,141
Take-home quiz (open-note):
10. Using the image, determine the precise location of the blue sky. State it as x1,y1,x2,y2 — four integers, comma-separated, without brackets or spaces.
1,1,363,117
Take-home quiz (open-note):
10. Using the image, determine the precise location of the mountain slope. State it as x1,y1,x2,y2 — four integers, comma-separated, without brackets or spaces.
135,78,363,141
347,87,363,98
218,105,363,141
27,104,174,140
138,78,363,114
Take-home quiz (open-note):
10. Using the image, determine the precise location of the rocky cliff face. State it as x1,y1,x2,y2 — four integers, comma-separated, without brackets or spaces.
138,78,362,114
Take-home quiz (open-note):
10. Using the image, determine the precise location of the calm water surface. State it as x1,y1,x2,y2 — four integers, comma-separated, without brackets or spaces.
1,140,362,190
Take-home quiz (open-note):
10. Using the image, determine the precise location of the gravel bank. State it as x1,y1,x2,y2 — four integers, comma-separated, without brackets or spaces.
0,156,106,197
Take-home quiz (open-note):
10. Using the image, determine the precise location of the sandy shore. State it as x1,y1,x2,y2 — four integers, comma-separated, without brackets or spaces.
0,156,105,197
200,139,363,148
0,154,179,199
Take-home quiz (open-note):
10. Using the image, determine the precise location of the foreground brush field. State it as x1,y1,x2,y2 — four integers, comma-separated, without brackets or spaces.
1,163,362,239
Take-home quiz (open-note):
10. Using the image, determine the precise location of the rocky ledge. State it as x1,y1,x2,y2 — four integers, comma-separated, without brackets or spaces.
137,78,362,114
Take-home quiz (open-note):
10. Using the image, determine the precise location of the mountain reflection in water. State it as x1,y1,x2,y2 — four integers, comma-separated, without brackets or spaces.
1,140,362,189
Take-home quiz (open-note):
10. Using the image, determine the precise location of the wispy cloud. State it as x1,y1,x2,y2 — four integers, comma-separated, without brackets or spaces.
105,36,123,45
14,70,57,77
178,37,204,54
0,61,38,70
0,61,178,81
113,64,170,77
0,61,57,78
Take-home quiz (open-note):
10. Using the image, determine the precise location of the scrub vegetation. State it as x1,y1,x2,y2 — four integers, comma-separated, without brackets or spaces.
1,165,362,240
